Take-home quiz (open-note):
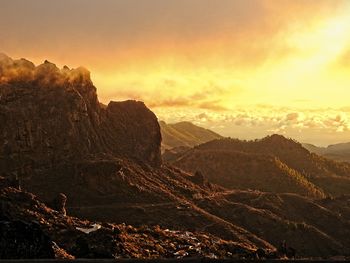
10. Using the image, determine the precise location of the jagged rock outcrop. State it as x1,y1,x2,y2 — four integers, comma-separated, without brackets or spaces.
101,101,161,166
0,54,161,181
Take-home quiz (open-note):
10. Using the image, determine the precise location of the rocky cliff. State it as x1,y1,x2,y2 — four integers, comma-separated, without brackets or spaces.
0,53,161,179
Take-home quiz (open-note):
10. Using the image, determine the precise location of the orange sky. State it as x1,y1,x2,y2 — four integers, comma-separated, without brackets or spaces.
2,0,350,145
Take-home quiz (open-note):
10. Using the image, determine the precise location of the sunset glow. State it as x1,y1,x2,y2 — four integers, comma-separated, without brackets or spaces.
2,0,350,145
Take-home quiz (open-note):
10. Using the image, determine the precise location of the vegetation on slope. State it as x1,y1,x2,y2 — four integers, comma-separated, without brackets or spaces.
160,121,222,151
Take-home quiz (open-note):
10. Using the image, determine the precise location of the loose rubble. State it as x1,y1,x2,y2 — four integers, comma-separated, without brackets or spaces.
0,183,276,259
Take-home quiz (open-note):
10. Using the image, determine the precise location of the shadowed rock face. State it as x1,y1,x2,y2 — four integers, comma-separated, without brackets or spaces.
0,220,55,259
0,54,162,179
102,101,162,167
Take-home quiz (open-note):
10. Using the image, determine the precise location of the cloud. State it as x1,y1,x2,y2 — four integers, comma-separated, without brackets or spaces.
154,105,350,145
333,47,350,68
1,0,347,70
2,0,350,146
0,54,91,86
285,112,299,122
101,75,235,111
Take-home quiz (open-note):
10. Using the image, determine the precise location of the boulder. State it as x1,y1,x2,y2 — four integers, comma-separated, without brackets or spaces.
48,193,67,216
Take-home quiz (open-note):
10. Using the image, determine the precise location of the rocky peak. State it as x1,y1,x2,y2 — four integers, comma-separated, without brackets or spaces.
0,55,162,181
261,134,297,145
102,100,162,167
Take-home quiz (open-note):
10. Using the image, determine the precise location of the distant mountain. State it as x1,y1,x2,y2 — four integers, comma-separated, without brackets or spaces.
172,149,325,199
171,135,350,197
303,142,350,163
159,121,222,151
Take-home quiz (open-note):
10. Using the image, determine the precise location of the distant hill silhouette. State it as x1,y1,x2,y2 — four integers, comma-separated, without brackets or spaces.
159,121,222,152
303,142,350,163
171,135,350,197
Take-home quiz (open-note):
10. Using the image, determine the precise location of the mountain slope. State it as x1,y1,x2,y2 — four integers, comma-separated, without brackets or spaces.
0,179,262,259
172,149,325,198
171,135,350,197
197,190,350,257
304,142,350,163
160,121,222,151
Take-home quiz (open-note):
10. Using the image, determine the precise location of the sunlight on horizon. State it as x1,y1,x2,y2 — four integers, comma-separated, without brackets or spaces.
2,0,350,145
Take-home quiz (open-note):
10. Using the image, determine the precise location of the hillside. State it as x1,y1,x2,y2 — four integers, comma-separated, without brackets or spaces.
197,190,350,258
0,178,261,259
172,149,325,199
3,175,350,259
304,142,350,163
171,135,350,197
160,121,222,151
1,54,350,259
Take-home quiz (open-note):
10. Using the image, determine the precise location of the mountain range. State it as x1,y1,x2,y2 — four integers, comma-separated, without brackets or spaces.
0,54,350,260
169,135,350,197
303,142,350,163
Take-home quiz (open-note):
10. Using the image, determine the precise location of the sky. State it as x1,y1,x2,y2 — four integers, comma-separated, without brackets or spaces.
1,0,350,145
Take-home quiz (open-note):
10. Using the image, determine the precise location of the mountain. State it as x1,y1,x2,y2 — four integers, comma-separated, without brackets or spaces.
171,149,325,199
171,135,350,197
0,54,271,257
302,143,326,155
3,176,350,259
197,190,350,258
1,54,350,259
0,177,259,259
159,121,222,151
303,142,350,163
0,56,161,168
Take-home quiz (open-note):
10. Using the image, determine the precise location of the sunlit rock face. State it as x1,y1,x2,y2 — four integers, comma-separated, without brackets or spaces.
0,54,162,180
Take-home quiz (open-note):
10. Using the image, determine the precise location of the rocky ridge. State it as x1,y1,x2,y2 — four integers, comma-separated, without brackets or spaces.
0,53,161,180
171,135,350,197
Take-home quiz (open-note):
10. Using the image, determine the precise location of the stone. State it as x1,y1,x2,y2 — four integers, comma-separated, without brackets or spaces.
48,193,67,216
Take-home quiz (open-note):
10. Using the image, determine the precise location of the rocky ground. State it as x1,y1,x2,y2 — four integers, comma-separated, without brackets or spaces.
0,177,276,260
